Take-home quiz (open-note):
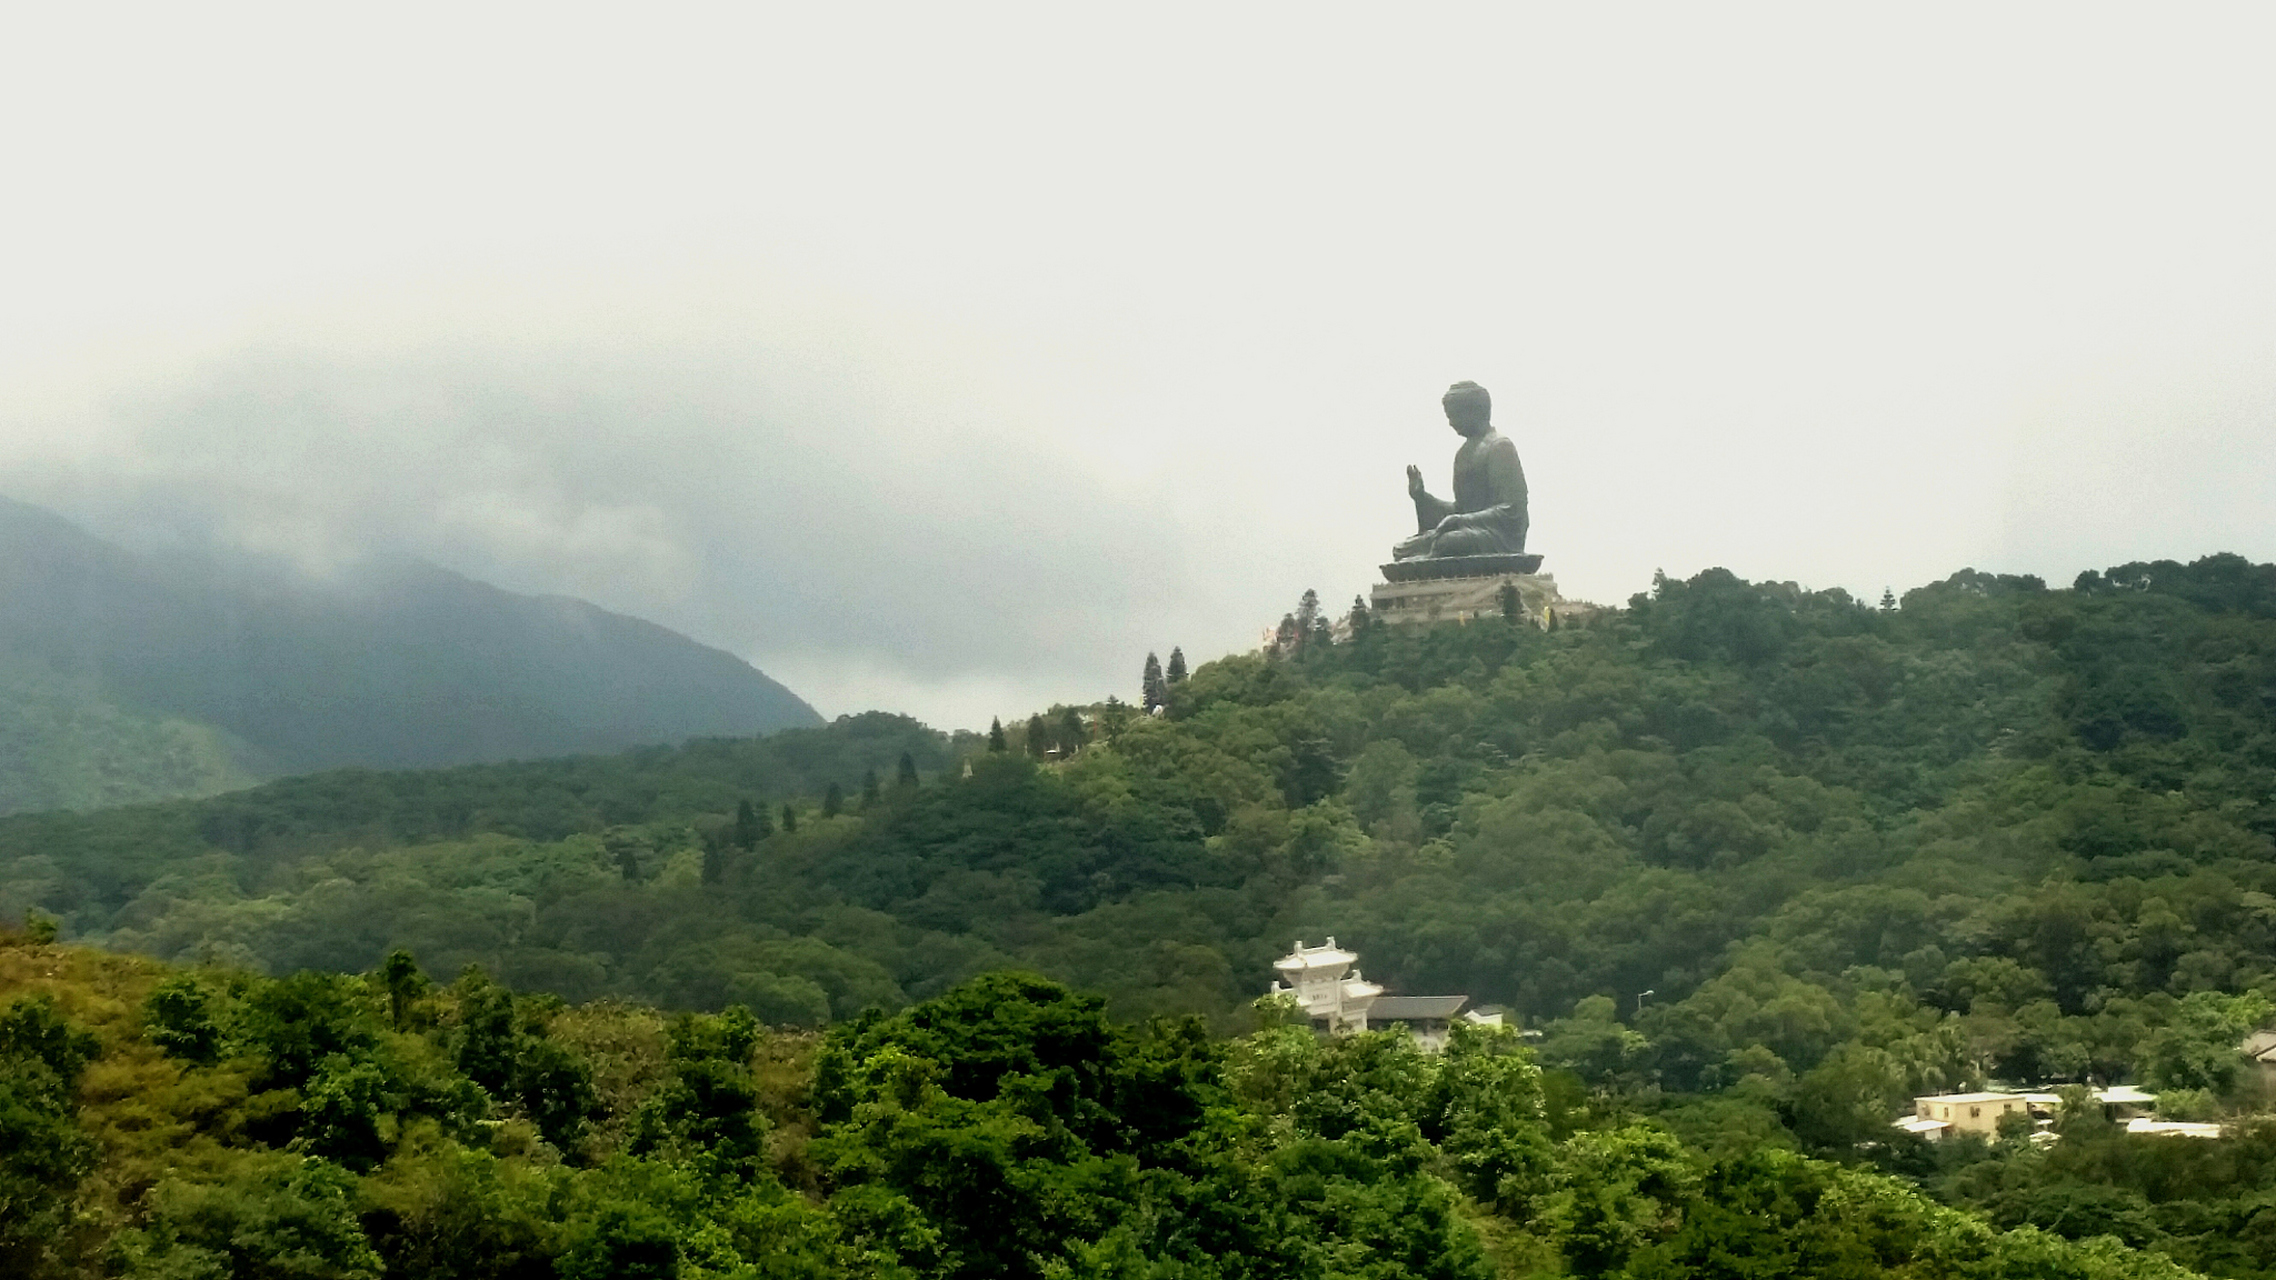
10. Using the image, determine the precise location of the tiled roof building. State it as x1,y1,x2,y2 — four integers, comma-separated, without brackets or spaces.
1269,939,1500,1052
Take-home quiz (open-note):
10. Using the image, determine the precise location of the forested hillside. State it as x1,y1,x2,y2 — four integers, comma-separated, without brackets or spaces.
10,552,2276,1273
0,930,2203,1279
0,495,821,814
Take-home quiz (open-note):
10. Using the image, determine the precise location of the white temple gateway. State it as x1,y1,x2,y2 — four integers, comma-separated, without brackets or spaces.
1270,938,1500,1052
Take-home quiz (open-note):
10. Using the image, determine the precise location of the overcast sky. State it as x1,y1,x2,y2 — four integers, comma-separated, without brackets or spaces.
3,6,2274,730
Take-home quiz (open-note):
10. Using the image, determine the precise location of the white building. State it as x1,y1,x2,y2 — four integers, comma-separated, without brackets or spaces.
1271,938,1380,1034
1897,1085,2183,1144
1269,938,1496,1051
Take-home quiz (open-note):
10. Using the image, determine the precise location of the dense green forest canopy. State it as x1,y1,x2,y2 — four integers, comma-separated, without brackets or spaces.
0,933,2212,1279
9,554,2274,1052
8,550,2276,1274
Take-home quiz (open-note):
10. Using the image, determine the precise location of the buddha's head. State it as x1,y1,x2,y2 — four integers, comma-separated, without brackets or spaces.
1442,381,1491,437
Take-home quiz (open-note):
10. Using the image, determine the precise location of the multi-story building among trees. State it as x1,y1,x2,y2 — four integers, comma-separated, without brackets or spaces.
1268,938,1499,1052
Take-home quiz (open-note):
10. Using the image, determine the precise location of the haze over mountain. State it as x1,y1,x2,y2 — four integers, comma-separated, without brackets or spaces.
9,11,2276,731
0,494,819,814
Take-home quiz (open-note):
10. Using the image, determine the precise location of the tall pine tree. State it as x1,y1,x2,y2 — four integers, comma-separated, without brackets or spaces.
988,717,1008,752
1348,594,1371,638
1165,647,1187,683
780,803,798,833
1058,706,1086,754
1141,652,1165,710
822,783,844,817
1025,713,1048,757
1273,613,1300,657
897,752,920,788
860,768,880,808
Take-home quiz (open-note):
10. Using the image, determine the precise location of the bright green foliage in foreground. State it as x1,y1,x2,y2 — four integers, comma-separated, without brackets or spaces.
0,935,2206,1278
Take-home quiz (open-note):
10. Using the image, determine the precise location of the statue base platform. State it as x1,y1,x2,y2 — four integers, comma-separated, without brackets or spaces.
1369,564,1572,629
1379,553,1543,582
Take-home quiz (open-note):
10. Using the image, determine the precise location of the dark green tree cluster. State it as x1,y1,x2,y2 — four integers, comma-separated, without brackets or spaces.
6,559,2274,1045
1269,588,1339,660
0,710,956,892
1141,648,1191,714
0,991,102,1276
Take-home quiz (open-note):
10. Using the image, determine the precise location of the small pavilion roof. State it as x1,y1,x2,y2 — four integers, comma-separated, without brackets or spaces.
1274,939,1358,972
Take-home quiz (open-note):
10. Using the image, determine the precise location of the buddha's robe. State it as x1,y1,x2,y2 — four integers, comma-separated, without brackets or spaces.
1398,429,1528,559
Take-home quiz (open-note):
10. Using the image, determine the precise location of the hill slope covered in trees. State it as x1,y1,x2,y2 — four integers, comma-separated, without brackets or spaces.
11,552,2276,1270
0,495,821,815
11,554,2274,1036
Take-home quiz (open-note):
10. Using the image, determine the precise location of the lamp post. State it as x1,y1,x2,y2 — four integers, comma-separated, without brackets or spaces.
1636,989,1655,1019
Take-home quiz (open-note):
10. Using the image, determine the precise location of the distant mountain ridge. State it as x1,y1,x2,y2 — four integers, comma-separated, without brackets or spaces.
0,494,821,814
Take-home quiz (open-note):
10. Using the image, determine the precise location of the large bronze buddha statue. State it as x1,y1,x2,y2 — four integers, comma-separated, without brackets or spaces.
1393,380,1529,562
